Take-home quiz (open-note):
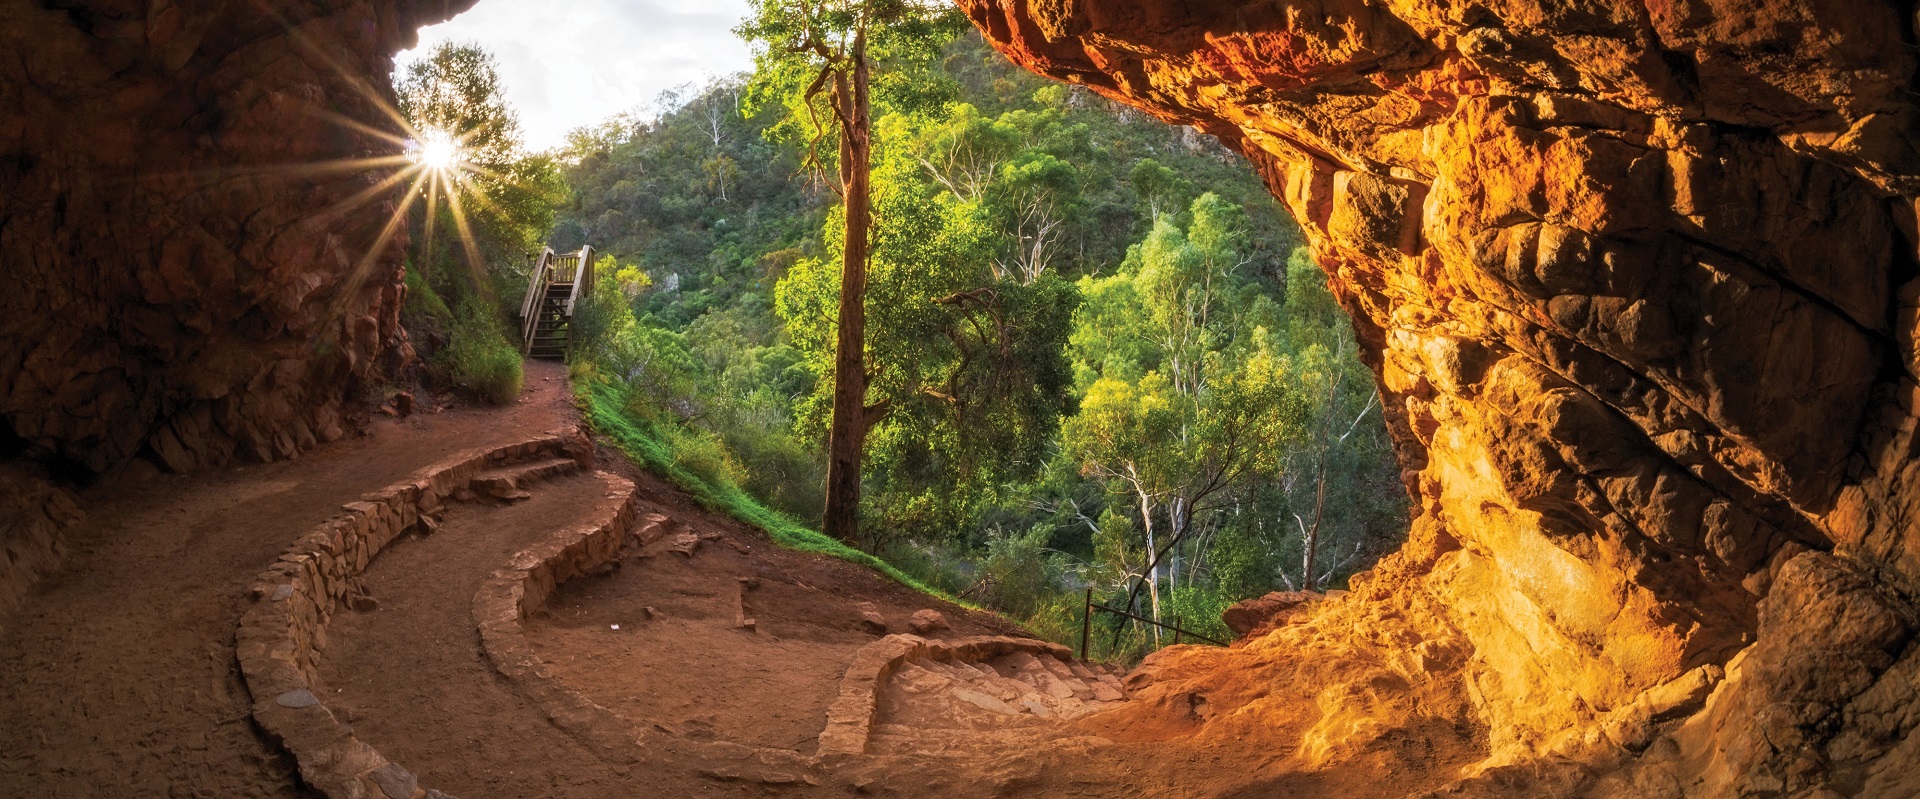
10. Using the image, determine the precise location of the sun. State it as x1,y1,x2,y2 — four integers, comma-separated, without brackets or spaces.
412,128,461,173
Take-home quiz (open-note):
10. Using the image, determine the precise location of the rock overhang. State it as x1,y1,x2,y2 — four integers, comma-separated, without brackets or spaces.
958,0,1920,792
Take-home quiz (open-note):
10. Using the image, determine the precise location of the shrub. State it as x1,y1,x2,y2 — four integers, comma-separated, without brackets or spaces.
975,524,1061,619
402,261,454,324
434,296,524,405
1209,521,1283,602
1161,585,1233,644
878,540,975,599
660,424,747,489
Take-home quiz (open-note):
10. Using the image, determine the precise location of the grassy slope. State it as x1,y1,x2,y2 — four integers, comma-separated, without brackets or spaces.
579,380,970,606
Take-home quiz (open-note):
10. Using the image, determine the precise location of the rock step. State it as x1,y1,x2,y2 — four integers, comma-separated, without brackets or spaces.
469,456,581,500
1001,651,1088,701
1037,654,1096,701
865,725,1041,757
633,512,678,545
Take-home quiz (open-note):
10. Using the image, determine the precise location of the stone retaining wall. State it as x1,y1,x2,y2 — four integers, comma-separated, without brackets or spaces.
471,491,817,786
471,471,646,758
234,435,584,799
817,634,1077,757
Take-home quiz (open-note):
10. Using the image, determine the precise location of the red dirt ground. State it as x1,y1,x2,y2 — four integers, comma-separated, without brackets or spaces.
0,361,1479,799
526,501,1019,755
0,363,579,799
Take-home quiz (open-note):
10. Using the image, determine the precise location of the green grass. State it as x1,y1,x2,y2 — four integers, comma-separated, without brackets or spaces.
402,261,453,323
580,379,968,605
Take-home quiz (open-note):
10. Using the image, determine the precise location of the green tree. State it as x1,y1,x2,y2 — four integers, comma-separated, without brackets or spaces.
739,0,962,543
397,42,564,293
394,42,563,405
1061,194,1309,636
776,119,1079,546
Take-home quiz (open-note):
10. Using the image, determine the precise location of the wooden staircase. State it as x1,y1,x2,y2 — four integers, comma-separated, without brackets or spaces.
517,245,595,361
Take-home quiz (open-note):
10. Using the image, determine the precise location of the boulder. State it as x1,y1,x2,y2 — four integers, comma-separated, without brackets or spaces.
908,609,950,635
1221,591,1321,639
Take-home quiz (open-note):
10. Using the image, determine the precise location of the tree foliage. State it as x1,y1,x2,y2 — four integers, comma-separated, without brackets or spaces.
394,42,564,405
397,42,565,289
554,30,1407,660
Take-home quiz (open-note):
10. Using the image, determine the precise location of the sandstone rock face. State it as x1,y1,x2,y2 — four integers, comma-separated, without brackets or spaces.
961,1,1920,794
0,0,476,478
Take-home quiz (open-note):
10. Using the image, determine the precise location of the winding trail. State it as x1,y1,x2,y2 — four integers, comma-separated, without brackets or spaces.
317,468,642,799
0,360,1424,799
0,365,578,799
0,364,1068,799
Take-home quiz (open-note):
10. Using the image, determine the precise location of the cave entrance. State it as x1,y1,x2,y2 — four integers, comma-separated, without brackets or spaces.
398,0,1408,653
338,0,1420,794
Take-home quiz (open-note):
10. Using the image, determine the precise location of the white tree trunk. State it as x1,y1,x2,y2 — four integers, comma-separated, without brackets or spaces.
1138,486,1162,646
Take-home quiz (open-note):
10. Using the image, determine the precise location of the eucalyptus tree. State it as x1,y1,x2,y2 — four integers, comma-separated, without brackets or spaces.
738,0,962,543
1062,194,1310,636
775,104,1080,549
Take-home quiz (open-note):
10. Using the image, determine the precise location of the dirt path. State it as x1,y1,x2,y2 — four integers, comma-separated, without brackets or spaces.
318,470,633,799
0,361,1032,799
527,504,1018,755
0,359,1467,799
0,363,577,799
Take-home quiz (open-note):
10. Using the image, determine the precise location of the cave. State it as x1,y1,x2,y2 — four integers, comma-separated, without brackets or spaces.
3,1,1918,798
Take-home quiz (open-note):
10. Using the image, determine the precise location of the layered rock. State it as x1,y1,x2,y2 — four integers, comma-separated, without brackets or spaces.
0,0,476,478
959,1,1920,794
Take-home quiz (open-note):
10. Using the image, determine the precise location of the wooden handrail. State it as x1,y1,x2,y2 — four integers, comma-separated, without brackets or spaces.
517,245,597,358
1080,593,1225,659
565,245,595,318
519,247,556,354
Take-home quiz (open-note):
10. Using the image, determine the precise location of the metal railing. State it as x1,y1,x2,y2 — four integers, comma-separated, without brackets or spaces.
1079,587,1226,660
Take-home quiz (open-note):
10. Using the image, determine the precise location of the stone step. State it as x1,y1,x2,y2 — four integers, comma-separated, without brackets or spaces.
907,657,1027,705
633,512,676,545
1003,652,1077,700
468,456,581,501
1038,655,1095,701
921,658,985,684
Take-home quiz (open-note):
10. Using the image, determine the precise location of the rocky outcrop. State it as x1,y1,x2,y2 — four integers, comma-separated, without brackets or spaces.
960,1,1920,794
0,0,476,478
0,468,83,624
1220,590,1320,639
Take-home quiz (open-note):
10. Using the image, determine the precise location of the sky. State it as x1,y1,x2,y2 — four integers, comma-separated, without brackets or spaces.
395,0,757,152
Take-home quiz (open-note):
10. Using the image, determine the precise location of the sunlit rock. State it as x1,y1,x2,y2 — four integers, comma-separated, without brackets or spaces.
961,0,1920,792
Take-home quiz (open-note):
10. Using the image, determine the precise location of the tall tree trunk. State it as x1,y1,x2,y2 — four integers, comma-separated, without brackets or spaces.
1167,495,1185,588
1300,458,1328,591
1300,366,1343,590
822,38,872,544
1137,484,1162,645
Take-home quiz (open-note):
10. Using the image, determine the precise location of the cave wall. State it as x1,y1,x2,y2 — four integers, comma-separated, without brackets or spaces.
957,1,1920,794
0,0,474,616
0,0,483,476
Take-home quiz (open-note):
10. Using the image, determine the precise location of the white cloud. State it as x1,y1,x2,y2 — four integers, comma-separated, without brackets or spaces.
396,0,756,152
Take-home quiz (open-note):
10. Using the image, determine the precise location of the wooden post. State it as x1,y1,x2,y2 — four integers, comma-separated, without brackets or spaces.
579,244,595,297
1081,587,1093,661
1172,615,1182,645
